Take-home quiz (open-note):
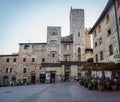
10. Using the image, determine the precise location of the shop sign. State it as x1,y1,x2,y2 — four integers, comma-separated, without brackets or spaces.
46,73,50,80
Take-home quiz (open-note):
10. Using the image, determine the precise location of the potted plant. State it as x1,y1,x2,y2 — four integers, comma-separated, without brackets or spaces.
97,78,105,91
87,79,93,90
79,78,84,86
111,78,118,91
84,79,88,88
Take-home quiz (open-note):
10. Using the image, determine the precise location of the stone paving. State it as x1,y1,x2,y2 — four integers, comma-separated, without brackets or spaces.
0,82,120,102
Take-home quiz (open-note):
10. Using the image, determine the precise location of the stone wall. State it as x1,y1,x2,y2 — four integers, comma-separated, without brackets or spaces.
93,5,119,62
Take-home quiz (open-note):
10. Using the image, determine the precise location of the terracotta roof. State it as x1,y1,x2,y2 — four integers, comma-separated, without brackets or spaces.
19,43,47,45
0,54,19,57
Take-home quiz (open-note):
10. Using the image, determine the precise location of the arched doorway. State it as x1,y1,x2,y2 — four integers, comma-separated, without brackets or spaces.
3,76,9,86
22,76,27,85
12,76,16,86
31,72,36,84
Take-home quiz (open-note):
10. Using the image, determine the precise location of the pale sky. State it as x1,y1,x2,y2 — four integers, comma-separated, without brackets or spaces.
0,0,108,54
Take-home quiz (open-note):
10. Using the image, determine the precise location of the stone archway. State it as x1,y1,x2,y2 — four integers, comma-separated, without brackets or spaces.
3,76,9,86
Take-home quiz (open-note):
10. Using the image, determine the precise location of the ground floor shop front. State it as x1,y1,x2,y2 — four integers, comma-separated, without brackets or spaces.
0,64,81,86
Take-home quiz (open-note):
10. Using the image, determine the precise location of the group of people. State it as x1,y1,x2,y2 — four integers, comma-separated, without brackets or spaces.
9,79,29,86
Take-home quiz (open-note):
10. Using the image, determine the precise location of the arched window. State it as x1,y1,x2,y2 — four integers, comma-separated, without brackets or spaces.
23,68,27,73
24,44,29,50
50,40,57,47
50,51,57,58
50,29,58,35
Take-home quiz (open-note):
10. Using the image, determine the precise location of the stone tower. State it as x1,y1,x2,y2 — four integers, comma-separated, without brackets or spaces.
47,26,61,63
70,7,85,61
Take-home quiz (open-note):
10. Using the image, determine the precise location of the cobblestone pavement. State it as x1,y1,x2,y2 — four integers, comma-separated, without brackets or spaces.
0,82,120,102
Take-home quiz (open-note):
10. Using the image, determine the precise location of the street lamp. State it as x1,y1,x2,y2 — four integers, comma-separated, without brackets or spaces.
117,57,120,61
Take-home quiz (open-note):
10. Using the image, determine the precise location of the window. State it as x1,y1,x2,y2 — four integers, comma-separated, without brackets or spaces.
10,68,12,73
95,54,98,62
64,55,70,61
32,45,36,49
50,40,57,47
98,25,101,32
100,51,103,60
99,37,102,44
51,29,58,35
106,14,110,24
109,44,113,56
6,58,10,63
94,30,97,37
13,58,16,62
23,58,26,62
23,68,27,73
6,68,12,73
32,58,35,62
50,51,57,58
52,53,55,57
107,29,111,36
78,32,80,37
95,42,97,47
24,45,29,50
64,44,70,50
6,68,8,73
42,58,45,62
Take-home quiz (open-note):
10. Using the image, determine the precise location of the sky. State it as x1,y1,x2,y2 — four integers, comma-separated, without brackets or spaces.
0,0,108,54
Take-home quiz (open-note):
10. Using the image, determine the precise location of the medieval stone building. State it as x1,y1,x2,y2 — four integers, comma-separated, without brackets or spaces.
0,8,93,86
89,0,120,63
88,0,120,78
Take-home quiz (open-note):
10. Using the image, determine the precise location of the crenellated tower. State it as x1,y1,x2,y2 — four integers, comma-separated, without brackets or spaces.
70,7,85,61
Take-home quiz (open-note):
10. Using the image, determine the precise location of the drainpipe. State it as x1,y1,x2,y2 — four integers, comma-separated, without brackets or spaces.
113,0,120,56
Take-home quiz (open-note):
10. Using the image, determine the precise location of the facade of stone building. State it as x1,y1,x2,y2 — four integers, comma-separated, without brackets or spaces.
89,0,120,63
85,28,93,62
0,8,93,86
115,0,120,60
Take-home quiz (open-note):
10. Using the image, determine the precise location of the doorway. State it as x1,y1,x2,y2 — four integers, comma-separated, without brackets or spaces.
50,73,55,83
12,77,16,85
65,72,69,81
40,74,45,83
31,75,36,84
22,78,27,85
3,76,9,86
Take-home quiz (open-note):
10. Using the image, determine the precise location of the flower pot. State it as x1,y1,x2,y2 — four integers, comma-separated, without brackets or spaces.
111,85,118,91
98,85,104,91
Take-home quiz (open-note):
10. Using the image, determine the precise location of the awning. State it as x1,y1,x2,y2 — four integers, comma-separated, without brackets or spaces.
82,63,120,71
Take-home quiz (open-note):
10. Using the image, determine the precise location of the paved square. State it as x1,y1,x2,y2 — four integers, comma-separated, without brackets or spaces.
0,82,120,102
